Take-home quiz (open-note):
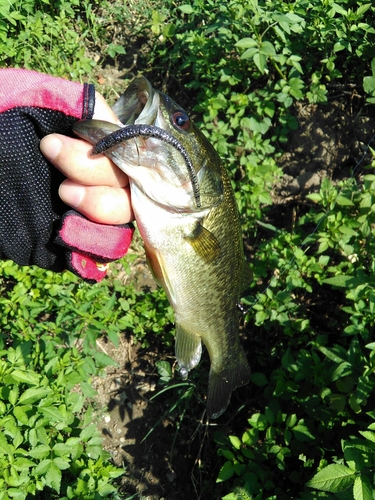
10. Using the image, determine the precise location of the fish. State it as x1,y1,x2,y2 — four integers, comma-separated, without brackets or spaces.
73,76,251,419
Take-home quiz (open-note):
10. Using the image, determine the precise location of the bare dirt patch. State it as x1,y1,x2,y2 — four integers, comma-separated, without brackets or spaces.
273,98,375,205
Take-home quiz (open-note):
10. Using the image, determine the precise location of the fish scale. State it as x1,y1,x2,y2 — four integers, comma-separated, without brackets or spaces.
73,76,251,419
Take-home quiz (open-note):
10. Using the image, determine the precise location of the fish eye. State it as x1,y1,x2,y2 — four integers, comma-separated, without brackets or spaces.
172,111,190,130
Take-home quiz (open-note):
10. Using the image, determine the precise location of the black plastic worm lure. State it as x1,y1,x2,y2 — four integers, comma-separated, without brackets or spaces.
92,124,202,209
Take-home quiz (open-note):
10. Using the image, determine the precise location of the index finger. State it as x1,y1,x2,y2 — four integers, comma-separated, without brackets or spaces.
40,133,129,187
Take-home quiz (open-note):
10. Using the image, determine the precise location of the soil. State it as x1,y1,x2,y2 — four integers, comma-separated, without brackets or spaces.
86,28,375,500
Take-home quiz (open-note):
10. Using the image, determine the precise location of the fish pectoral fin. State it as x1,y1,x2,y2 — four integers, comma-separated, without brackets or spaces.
175,323,202,379
207,349,251,419
185,222,221,263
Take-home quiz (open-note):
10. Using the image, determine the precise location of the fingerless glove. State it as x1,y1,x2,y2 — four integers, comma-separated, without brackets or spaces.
0,69,133,282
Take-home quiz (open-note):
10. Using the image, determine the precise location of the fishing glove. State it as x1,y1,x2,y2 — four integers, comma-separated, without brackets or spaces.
0,68,134,283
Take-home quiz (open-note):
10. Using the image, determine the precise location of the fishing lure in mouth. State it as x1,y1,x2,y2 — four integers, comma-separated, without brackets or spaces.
92,123,202,209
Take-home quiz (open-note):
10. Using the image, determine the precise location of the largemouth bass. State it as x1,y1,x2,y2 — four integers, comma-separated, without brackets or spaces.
73,77,251,419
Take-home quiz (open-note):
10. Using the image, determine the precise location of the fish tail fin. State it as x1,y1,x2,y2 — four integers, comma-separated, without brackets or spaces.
175,323,202,380
207,350,251,419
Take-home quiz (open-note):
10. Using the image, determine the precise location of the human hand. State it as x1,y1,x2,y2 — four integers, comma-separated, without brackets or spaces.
0,68,134,281
40,92,134,225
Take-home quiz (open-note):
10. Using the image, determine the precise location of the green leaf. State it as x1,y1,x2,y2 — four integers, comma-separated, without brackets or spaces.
46,462,62,492
353,475,372,500
53,442,76,456
4,489,27,500
19,387,51,405
53,457,70,470
93,351,118,368
336,376,354,393
179,4,194,14
80,424,97,441
260,41,276,56
155,360,172,381
242,428,258,447
292,424,315,442
363,58,375,96
336,194,354,206
216,461,234,483
80,381,96,398
349,394,362,414
286,414,298,428
307,464,356,492
329,393,347,412
229,435,241,450
13,429,23,449
358,430,375,443
1,414,18,437
38,406,65,422
13,406,32,426
344,446,365,472
98,483,117,496
248,413,268,431
356,4,372,17
240,47,258,61
235,37,257,49
339,225,358,237
8,386,19,406
28,445,50,460
222,494,241,500
253,52,267,73
322,276,354,288
10,370,40,385
306,193,322,203
0,431,14,455
220,448,235,461
34,458,53,475
13,457,35,470
331,362,353,382
317,346,347,363
251,372,268,387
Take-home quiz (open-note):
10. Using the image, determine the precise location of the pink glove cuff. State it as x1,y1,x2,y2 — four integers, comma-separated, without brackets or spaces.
0,69,88,117
56,211,134,283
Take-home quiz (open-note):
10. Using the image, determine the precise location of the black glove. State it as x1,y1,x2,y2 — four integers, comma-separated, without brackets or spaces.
0,69,134,282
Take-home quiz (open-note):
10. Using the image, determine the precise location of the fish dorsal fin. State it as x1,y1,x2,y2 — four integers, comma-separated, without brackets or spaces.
185,222,221,263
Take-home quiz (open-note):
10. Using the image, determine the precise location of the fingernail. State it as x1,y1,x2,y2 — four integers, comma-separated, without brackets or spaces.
40,135,63,162
59,181,85,208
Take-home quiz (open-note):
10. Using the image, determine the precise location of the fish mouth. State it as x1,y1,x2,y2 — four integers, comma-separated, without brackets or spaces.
112,76,158,126
93,123,201,209
94,77,202,208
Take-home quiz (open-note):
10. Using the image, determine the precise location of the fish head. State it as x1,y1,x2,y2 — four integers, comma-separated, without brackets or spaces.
74,77,224,213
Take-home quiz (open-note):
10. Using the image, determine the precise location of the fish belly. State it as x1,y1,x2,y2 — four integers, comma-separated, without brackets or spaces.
132,186,250,418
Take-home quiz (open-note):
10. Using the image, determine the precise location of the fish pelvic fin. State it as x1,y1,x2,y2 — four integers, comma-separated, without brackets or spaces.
207,350,251,419
175,323,202,380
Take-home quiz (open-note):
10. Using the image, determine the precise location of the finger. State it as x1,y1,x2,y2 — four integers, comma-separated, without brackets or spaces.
59,179,134,225
40,134,128,187
93,92,122,123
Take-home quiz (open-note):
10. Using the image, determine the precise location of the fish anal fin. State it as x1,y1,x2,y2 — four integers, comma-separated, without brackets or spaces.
207,351,251,419
185,222,220,263
175,323,202,380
